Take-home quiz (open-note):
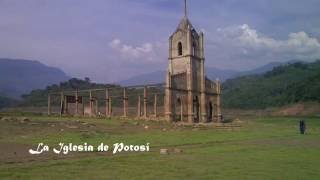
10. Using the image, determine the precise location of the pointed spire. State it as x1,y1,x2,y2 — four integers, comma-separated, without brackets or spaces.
175,0,194,31
184,0,188,18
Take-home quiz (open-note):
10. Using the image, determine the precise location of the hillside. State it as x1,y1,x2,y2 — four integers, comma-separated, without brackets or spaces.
0,95,18,109
4,60,320,110
119,70,166,86
222,60,320,109
0,58,70,99
236,62,282,77
119,67,240,86
21,78,118,107
119,62,281,86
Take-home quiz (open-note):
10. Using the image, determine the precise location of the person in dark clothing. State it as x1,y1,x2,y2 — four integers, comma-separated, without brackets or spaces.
299,120,306,134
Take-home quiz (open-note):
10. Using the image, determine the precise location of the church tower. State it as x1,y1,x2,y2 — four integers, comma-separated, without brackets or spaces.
165,0,208,123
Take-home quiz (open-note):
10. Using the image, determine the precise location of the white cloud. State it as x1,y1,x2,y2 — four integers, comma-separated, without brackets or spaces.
207,24,320,69
109,39,158,61
238,25,320,55
109,39,121,49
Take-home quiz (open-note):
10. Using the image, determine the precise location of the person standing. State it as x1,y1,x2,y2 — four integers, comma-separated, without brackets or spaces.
299,120,306,134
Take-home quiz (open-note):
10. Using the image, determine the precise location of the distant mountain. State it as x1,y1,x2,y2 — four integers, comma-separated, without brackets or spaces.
119,62,283,86
236,62,282,77
206,67,239,82
119,70,166,86
119,68,240,86
0,58,70,99
11,60,320,110
222,60,320,109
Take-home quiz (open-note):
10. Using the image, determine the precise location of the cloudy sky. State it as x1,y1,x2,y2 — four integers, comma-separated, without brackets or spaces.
1,0,320,83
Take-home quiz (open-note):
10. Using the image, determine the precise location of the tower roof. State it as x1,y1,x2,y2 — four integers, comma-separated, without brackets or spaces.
175,0,194,32
172,0,197,36
176,17,194,31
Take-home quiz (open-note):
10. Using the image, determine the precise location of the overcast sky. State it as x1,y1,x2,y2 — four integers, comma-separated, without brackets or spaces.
1,0,320,83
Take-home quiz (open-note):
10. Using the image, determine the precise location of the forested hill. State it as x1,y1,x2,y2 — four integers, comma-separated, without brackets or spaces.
21,78,118,107
0,95,18,109
20,78,162,107
222,60,320,109
5,61,320,110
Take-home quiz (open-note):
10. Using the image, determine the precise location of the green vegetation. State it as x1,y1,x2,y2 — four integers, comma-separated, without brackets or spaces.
20,78,118,107
20,78,163,108
223,60,320,109
15,60,320,111
0,95,17,109
0,115,319,179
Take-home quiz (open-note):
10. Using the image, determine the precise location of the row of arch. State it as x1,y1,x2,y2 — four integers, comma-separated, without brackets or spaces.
174,96,214,123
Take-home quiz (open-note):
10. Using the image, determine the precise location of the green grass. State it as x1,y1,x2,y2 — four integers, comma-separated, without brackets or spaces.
0,115,319,179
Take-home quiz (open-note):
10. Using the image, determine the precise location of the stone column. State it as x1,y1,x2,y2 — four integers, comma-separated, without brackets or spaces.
199,32,207,123
105,89,109,117
137,95,141,117
82,99,85,116
143,87,148,118
216,80,222,122
154,94,158,117
187,64,194,123
187,89,193,123
60,92,64,116
109,97,112,117
64,95,68,114
165,35,174,122
164,71,173,122
95,99,99,115
123,88,128,117
75,90,79,116
47,94,51,116
89,91,93,117
180,99,183,121
187,28,194,123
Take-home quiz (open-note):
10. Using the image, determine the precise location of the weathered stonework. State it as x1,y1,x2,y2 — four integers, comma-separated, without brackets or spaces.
164,2,222,123
47,1,222,123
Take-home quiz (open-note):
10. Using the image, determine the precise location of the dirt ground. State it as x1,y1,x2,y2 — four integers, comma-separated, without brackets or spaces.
0,117,112,165
0,115,242,166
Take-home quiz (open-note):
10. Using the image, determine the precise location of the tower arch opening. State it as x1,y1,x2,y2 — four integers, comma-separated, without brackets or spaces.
208,101,213,122
175,98,183,122
178,42,183,56
193,96,200,123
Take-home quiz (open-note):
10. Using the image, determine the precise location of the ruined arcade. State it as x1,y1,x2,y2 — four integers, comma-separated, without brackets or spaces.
47,0,222,124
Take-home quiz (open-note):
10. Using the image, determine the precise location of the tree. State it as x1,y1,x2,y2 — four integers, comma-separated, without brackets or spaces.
85,77,91,83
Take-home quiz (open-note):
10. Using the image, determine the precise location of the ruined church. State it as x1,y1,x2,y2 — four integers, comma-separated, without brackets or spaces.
47,0,222,124
164,0,222,123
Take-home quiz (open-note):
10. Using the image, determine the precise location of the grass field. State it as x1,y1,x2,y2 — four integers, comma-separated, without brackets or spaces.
0,114,319,179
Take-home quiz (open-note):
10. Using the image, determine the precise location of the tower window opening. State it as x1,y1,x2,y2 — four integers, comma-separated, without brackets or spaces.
178,42,183,56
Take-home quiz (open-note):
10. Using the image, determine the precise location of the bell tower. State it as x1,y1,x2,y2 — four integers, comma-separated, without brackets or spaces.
165,0,207,123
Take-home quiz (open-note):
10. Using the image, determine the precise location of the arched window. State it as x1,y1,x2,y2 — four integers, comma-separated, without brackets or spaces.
193,96,199,123
176,98,182,121
208,102,213,122
178,42,183,56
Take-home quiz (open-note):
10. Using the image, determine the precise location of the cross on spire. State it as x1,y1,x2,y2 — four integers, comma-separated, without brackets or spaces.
184,0,188,17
